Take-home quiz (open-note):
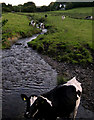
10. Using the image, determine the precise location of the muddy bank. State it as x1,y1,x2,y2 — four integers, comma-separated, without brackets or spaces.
41,55,94,112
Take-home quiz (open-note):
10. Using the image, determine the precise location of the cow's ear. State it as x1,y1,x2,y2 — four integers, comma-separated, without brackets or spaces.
21,94,28,102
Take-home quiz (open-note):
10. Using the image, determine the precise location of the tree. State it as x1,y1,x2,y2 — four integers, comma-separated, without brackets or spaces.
22,2,36,12
39,6,50,12
2,3,13,12
2,3,6,7
23,2,35,6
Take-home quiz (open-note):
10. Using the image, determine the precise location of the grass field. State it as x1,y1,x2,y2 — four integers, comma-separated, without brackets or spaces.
2,7,93,65
49,7,93,19
2,13,40,48
28,7,93,65
51,7,92,14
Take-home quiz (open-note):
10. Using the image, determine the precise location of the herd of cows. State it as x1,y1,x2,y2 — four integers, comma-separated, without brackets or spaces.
29,20,45,29
21,77,82,120
29,15,66,29
28,15,93,30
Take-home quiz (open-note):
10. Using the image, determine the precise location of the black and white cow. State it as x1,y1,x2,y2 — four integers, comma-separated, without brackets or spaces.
29,20,36,26
40,23,45,29
85,16,93,20
21,77,82,120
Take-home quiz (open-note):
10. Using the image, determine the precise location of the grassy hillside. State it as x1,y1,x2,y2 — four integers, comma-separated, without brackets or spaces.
28,7,93,65
48,7,93,19
2,13,40,48
53,7,92,14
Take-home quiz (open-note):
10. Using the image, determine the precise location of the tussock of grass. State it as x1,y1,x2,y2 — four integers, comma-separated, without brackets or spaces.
57,75,68,85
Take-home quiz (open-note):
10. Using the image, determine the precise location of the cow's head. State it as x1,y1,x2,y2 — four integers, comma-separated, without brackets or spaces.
21,94,52,119
21,94,38,118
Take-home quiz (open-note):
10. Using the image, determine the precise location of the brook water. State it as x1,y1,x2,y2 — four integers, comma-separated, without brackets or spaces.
2,29,57,119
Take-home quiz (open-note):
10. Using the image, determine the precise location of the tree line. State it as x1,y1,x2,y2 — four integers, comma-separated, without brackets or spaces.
2,2,94,13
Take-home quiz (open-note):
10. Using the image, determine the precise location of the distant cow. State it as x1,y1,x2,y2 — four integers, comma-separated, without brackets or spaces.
45,15,47,18
62,15,65,20
29,20,35,26
85,16,93,20
21,77,82,120
40,23,45,29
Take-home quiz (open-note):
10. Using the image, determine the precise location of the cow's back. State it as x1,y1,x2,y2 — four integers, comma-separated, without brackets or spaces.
44,85,77,117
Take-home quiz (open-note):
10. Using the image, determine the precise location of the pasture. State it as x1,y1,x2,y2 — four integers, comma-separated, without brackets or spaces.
2,13,40,48
28,7,93,65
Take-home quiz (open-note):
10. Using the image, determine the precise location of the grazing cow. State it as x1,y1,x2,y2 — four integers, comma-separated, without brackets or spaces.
29,20,35,27
29,20,34,26
21,77,82,120
40,23,45,29
62,15,65,20
85,16,93,20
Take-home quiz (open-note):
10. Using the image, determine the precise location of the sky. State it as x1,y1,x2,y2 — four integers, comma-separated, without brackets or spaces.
0,0,56,6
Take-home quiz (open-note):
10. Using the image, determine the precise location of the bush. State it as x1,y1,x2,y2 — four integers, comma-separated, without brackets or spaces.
38,17,46,23
57,75,68,85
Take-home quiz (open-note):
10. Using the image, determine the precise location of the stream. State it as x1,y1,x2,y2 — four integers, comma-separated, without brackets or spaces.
2,29,57,119
1,29,94,119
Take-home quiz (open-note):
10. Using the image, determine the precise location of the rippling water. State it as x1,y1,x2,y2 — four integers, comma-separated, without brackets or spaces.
2,29,57,119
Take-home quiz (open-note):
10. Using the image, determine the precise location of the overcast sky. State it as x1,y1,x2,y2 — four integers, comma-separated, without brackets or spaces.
0,0,56,6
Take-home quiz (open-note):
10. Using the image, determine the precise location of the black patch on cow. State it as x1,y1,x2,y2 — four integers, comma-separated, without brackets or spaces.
77,90,81,97
21,85,80,119
39,85,78,118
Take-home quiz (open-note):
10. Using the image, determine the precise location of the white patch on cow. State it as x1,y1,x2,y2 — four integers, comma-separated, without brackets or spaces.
40,23,44,29
40,96,52,107
64,77,82,119
63,77,82,92
73,96,81,119
32,109,38,117
30,96,38,106
26,112,29,115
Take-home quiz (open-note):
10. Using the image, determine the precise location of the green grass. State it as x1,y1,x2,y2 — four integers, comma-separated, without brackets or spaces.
47,7,93,20
2,13,40,48
57,75,68,85
28,7,93,65
53,7,92,14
